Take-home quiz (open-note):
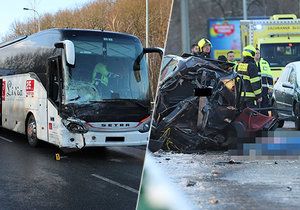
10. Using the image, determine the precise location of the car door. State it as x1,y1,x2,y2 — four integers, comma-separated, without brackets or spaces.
282,65,296,116
274,65,291,113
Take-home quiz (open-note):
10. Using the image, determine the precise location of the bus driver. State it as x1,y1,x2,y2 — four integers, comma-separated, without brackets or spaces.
92,63,120,99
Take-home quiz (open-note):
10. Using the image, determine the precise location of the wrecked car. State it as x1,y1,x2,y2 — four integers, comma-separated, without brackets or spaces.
149,54,278,153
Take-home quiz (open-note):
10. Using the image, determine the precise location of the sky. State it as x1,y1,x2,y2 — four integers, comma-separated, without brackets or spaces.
0,0,94,39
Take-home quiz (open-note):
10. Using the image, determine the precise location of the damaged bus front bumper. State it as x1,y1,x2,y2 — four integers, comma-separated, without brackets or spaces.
59,117,150,150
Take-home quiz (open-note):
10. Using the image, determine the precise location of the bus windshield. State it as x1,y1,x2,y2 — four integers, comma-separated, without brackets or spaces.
260,43,300,67
64,32,149,104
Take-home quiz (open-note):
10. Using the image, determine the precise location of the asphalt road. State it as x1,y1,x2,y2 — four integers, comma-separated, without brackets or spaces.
148,121,300,209
153,151,300,210
0,128,145,210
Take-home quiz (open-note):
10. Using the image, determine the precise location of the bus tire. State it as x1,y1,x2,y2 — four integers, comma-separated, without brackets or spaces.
26,114,39,147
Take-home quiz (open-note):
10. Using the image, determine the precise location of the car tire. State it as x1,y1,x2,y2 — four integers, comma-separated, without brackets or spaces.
277,119,284,128
222,122,246,149
272,101,284,128
294,102,300,130
26,114,39,147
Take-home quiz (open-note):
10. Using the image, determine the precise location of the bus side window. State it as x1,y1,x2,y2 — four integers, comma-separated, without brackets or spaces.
48,57,60,103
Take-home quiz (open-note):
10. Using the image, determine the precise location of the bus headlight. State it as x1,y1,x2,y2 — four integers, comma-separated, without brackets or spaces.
139,123,150,133
138,116,151,133
67,123,88,133
62,118,89,133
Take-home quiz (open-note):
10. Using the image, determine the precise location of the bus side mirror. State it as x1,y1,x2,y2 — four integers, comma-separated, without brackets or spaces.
133,47,164,81
134,47,164,71
143,47,164,58
55,40,75,66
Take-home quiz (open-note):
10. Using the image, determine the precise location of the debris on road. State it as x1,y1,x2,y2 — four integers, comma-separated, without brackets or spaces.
211,170,220,177
152,151,300,209
186,180,197,187
209,197,219,204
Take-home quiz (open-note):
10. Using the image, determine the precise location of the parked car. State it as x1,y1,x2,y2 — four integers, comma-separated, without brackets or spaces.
272,61,300,129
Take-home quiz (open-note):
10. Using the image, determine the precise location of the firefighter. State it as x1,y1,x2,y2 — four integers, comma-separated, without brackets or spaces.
254,48,273,115
237,45,262,109
197,38,212,58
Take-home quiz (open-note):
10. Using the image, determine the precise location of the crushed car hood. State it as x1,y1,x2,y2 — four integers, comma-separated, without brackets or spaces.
150,55,239,152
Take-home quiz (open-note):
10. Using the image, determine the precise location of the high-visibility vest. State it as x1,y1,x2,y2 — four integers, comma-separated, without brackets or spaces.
229,60,238,71
237,62,262,100
257,58,273,90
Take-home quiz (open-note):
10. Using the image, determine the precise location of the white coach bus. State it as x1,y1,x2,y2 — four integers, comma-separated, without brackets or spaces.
0,28,161,151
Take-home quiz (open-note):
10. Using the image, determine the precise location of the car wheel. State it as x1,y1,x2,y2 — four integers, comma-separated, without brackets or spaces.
294,102,300,130
272,101,284,128
27,114,39,147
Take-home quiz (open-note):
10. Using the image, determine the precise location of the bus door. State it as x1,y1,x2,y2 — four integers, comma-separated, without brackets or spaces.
47,57,63,144
48,57,62,106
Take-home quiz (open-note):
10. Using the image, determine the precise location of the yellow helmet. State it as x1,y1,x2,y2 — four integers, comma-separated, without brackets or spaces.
242,45,256,58
198,38,212,52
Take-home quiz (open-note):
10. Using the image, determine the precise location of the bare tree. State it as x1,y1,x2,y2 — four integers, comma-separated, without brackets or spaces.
3,0,172,99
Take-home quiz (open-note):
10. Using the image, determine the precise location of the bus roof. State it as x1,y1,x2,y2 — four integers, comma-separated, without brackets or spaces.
37,28,140,40
0,28,141,49
0,35,27,48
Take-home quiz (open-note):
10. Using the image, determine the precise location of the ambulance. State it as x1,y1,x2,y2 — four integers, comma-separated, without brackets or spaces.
240,14,300,80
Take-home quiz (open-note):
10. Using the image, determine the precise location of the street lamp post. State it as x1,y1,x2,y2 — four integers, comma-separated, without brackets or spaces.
243,0,248,20
23,7,41,32
180,0,190,53
146,0,149,48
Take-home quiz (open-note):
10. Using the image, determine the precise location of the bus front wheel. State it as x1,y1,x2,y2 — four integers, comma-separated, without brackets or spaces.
27,114,39,147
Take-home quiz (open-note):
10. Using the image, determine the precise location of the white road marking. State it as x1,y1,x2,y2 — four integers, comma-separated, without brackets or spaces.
0,136,13,143
91,174,138,194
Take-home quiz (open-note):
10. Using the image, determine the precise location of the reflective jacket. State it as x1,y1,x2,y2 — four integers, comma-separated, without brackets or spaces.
229,60,238,71
237,57,262,100
256,58,273,90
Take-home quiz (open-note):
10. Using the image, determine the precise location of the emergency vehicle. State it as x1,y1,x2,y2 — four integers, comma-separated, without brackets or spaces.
240,14,300,79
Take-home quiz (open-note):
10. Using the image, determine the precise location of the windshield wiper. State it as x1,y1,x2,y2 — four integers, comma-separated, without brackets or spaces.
89,100,103,103
89,99,149,109
69,95,81,101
